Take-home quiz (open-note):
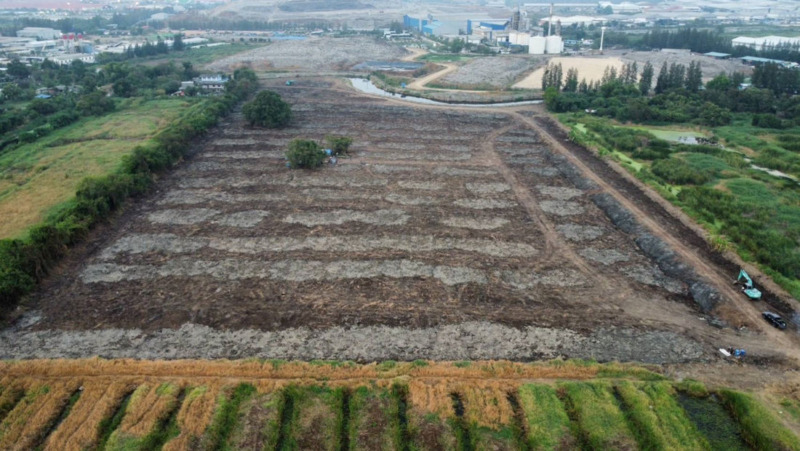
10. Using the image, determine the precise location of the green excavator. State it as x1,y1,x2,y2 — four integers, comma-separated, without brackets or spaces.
734,269,762,300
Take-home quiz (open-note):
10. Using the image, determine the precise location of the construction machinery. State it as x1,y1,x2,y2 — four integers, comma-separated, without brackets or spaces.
734,269,762,300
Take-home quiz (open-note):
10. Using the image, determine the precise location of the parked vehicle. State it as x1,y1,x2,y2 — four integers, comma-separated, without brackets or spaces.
762,311,787,330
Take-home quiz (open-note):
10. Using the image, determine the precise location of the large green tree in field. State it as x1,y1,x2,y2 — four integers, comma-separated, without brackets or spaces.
243,90,292,128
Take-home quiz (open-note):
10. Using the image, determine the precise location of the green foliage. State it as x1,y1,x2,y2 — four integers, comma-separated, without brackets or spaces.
0,77,254,315
96,392,133,451
77,90,116,116
718,389,800,451
652,158,712,185
286,139,325,169
348,387,402,450
204,383,257,450
615,381,709,450
560,381,636,450
325,135,353,156
242,90,292,128
518,384,572,450
675,379,709,398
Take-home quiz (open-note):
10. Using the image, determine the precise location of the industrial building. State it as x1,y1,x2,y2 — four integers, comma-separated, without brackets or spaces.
731,36,800,52
16,27,61,40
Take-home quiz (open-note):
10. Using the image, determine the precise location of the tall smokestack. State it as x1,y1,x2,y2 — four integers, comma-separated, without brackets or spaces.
548,3,553,36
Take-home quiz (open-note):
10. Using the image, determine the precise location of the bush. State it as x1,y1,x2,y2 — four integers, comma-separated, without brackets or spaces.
325,135,353,156
243,90,292,128
652,158,712,185
286,139,325,169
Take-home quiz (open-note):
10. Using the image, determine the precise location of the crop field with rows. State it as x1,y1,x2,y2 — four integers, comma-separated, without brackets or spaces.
0,360,798,450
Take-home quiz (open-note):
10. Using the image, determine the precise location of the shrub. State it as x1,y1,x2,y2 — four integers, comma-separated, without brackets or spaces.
751,113,787,129
651,158,712,185
325,135,353,156
243,90,292,128
286,139,325,169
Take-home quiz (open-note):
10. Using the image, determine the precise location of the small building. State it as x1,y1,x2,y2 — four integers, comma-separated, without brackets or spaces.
192,74,229,93
704,52,731,59
741,56,798,68
732,36,800,52
51,54,95,66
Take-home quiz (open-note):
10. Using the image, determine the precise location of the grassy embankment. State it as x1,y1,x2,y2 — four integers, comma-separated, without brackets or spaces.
561,113,800,300
0,359,798,450
136,42,267,69
0,97,200,239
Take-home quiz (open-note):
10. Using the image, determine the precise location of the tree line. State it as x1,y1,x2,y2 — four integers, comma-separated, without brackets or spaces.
0,68,259,315
543,60,800,127
638,27,800,64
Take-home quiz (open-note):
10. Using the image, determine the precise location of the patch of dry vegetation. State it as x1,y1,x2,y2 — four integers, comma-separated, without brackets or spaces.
44,380,134,451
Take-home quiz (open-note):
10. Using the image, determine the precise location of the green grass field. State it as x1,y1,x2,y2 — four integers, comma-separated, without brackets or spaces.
563,114,800,299
0,97,199,239
136,43,264,69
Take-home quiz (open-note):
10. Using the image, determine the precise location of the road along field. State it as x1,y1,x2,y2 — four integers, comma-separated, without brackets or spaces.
2,77,797,364
1,359,798,450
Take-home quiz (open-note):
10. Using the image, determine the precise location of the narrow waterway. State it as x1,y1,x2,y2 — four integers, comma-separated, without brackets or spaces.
348,78,543,108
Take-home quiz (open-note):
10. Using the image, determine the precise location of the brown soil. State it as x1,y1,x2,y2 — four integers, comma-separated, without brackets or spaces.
6,76,799,366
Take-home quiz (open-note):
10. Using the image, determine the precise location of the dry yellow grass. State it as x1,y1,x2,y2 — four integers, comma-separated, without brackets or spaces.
162,383,220,451
122,382,182,436
408,380,457,419
0,379,79,450
0,359,619,384
44,379,134,451
513,56,625,88
460,384,514,429
106,381,183,447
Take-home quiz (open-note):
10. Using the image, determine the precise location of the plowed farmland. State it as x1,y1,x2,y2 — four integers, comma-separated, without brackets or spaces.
2,77,798,364
0,360,798,450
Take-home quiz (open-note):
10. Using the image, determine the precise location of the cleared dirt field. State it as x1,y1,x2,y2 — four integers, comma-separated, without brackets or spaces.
435,56,543,89
514,56,625,89
620,50,753,80
205,36,408,72
1,359,798,450
2,77,797,364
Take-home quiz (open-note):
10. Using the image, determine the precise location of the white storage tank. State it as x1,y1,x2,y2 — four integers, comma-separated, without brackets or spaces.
529,36,546,54
545,35,563,54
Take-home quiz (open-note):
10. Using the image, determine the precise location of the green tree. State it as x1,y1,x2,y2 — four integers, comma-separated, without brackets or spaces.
112,79,135,97
286,139,325,169
325,135,353,156
1,83,23,100
77,90,115,116
7,59,30,79
705,73,732,91
242,90,292,128
685,61,703,92
655,62,669,94
563,68,579,92
639,61,654,95
698,101,731,126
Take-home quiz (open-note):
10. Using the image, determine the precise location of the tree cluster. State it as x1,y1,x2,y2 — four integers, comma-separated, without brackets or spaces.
242,90,292,128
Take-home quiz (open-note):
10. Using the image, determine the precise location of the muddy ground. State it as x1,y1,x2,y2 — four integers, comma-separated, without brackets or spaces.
2,78,795,364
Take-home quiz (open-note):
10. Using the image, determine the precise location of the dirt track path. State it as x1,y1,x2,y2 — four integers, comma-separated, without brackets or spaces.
335,79,800,362
407,63,458,90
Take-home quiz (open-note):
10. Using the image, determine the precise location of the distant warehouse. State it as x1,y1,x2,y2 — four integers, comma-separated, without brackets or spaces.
731,35,800,52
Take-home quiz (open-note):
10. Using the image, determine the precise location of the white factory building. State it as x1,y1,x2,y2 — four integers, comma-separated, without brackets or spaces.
731,35,800,52
16,27,62,40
